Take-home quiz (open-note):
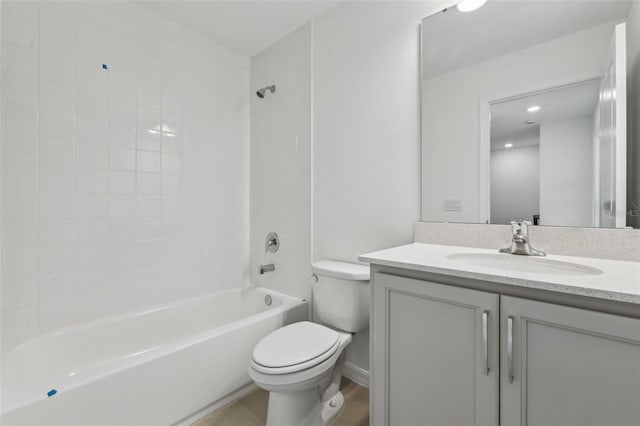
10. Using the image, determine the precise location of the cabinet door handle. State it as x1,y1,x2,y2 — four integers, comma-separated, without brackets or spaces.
482,310,489,375
507,316,514,383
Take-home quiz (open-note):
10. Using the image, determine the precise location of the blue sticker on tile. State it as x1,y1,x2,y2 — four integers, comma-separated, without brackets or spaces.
102,64,108,70
47,389,57,397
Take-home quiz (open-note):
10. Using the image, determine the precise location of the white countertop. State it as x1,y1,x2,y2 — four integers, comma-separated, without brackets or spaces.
359,243,640,305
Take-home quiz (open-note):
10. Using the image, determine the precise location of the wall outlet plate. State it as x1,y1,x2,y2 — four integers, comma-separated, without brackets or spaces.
443,199,462,212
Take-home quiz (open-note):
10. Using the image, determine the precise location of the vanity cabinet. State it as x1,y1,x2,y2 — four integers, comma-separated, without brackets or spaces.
500,296,640,426
372,273,640,426
372,273,499,426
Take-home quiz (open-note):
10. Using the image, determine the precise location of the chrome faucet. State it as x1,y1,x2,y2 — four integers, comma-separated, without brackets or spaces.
499,221,546,256
259,264,275,275
265,232,279,253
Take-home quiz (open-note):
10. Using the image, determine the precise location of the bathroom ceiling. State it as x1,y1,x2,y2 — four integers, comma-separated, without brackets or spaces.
139,0,341,57
422,0,633,79
490,80,601,142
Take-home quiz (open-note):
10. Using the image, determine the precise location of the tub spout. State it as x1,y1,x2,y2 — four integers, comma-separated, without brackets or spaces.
259,264,275,275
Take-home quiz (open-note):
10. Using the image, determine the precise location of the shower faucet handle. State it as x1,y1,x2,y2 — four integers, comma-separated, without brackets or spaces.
265,232,279,253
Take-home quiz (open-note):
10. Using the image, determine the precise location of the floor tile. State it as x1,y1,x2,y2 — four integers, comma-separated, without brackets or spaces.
193,402,264,426
194,377,369,426
238,388,269,423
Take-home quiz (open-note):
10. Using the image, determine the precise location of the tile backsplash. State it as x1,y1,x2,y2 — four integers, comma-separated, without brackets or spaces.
415,222,640,262
1,1,250,349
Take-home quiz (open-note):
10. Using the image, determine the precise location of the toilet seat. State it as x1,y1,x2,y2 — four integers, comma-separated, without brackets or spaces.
252,322,341,374
248,324,353,426
249,329,352,392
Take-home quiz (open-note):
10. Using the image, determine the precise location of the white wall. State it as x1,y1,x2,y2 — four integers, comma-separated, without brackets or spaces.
491,143,540,225
0,1,250,349
539,115,594,227
628,1,640,227
422,22,613,223
313,2,431,263
313,2,440,373
252,2,438,374
250,24,311,301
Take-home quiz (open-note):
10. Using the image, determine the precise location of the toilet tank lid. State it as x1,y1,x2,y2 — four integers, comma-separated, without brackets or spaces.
311,260,370,281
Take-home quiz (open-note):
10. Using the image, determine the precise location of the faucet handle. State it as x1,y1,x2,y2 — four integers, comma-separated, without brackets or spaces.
502,220,545,256
510,220,531,234
265,232,279,253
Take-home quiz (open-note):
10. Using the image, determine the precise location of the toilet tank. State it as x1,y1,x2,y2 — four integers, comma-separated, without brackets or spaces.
310,260,370,333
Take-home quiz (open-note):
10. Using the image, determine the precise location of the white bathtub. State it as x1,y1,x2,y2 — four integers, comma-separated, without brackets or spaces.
0,287,308,425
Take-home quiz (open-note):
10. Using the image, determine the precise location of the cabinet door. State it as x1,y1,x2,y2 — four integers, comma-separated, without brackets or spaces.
501,296,640,426
372,273,499,426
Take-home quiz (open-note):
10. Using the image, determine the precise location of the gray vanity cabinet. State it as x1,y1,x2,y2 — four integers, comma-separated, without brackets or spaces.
500,296,640,426
372,273,499,426
372,272,640,426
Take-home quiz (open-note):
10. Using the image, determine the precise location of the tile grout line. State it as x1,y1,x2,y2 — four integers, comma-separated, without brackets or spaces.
235,401,266,426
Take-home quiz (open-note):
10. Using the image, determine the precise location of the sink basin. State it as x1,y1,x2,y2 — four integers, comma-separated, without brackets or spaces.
445,253,602,276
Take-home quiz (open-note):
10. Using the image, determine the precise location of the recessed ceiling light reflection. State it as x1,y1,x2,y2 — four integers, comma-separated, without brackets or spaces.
148,129,160,135
527,105,541,113
504,143,513,148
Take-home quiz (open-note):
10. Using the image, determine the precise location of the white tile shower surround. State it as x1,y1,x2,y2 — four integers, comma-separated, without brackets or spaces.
414,222,640,262
1,1,250,349
249,24,311,301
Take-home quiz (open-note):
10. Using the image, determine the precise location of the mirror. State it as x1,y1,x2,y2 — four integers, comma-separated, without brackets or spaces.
421,0,640,228
490,80,617,228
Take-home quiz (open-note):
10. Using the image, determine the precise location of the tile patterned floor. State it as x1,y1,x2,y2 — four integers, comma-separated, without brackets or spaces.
192,378,369,426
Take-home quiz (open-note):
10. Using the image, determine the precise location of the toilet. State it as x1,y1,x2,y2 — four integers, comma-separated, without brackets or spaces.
249,260,370,426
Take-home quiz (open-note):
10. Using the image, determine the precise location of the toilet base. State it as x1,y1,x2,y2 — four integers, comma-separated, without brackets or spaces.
261,348,349,426
250,328,353,426
264,387,345,426
265,387,321,426
321,390,345,425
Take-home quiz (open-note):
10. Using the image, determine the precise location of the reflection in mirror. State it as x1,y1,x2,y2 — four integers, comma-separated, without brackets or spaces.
420,0,640,228
490,80,607,228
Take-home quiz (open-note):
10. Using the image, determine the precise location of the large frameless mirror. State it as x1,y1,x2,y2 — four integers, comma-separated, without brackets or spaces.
420,0,639,228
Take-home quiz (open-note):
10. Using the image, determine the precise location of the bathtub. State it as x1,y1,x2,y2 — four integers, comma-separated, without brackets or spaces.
0,287,308,425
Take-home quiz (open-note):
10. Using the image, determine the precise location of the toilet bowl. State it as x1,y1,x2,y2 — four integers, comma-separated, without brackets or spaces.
249,321,352,426
248,260,370,426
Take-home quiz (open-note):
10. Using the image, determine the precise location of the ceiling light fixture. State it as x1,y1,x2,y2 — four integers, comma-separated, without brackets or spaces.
527,105,541,113
457,0,488,13
504,143,513,148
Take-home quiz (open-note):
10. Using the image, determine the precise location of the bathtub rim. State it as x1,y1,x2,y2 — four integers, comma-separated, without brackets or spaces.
11,286,300,346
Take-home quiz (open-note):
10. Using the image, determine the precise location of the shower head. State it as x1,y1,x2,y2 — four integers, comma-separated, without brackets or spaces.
256,85,276,99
